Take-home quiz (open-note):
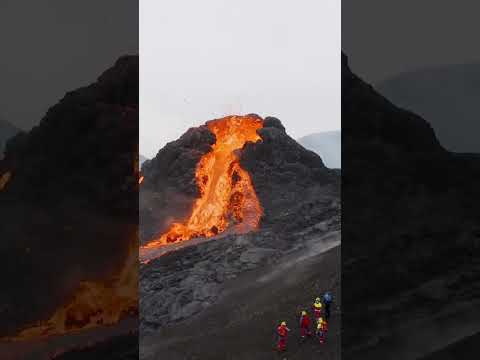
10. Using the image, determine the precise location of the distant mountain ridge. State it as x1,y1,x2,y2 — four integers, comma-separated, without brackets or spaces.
139,154,148,168
298,130,340,168
0,119,20,154
377,62,480,153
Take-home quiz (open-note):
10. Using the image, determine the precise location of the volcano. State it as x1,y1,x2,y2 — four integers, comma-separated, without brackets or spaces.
0,56,139,358
140,115,264,262
140,115,340,359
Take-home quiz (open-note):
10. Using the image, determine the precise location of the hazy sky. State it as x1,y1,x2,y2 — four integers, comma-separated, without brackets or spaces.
0,0,138,130
140,0,341,158
343,0,480,84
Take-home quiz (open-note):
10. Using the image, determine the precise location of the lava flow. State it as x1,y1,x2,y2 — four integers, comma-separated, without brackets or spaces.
0,171,11,191
8,243,138,341
140,115,264,262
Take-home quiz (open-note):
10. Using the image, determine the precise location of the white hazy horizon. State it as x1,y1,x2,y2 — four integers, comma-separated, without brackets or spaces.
140,0,341,158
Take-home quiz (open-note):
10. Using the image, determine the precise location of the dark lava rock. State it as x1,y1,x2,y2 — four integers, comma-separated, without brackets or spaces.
54,333,138,360
342,52,480,357
0,56,139,337
262,116,285,131
241,120,339,230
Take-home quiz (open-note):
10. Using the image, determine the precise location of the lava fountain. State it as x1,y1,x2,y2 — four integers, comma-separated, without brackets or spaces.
140,115,264,262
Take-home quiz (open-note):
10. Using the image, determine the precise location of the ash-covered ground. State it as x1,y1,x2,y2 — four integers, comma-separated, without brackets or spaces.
140,117,341,359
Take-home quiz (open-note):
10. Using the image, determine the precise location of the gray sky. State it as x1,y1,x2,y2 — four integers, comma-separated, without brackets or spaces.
343,0,480,84
140,0,341,158
0,0,138,130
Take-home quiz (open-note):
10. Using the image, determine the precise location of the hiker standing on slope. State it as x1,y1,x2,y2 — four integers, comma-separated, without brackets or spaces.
313,297,323,320
299,310,312,339
323,291,333,320
316,317,328,344
276,321,290,352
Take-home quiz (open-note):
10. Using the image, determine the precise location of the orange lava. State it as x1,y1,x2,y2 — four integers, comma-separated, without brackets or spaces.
0,171,11,191
140,115,263,260
9,243,138,341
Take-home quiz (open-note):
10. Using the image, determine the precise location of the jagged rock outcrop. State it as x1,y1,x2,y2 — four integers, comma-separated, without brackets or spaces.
0,56,139,337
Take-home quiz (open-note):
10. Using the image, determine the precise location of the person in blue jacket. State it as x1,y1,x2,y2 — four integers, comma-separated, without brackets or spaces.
323,291,333,319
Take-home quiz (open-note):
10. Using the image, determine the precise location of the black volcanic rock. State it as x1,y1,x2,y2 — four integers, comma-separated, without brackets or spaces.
54,334,138,360
262,116,285,131
342,52,480,358
241,119,339,230
0,56,139,337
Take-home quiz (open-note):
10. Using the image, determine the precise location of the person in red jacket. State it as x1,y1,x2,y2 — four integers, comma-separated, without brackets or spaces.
276,321,290,352
313,297,323,320
316,317,328,344
299,311,312,338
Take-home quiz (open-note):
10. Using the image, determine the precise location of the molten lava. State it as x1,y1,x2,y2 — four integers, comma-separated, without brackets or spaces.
141,115,263,259
9,243,138,341
0,171,11,191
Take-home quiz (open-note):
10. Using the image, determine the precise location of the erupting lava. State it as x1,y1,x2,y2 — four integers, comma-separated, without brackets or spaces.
140,115,263,261
9,243,138,341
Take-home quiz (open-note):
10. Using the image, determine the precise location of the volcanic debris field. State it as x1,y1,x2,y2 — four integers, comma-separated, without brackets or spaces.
139,116,341,359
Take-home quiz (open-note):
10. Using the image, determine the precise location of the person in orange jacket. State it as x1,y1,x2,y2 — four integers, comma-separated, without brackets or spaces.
299,311,312,338
276,321,290,352
313,297,323,320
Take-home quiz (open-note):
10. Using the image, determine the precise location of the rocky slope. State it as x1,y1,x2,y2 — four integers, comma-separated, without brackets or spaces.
342,52,480,359
298,130,341,169
0,55,139,356
140,116,340,358
142,244,341,360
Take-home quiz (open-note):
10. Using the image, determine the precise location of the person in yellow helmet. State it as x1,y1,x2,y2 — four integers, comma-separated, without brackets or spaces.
316,317,328,344
313,297,323,320
276,321,290,352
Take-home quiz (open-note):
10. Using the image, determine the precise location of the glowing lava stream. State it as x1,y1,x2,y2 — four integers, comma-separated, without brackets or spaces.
140,115,264,263
7,243,138,341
